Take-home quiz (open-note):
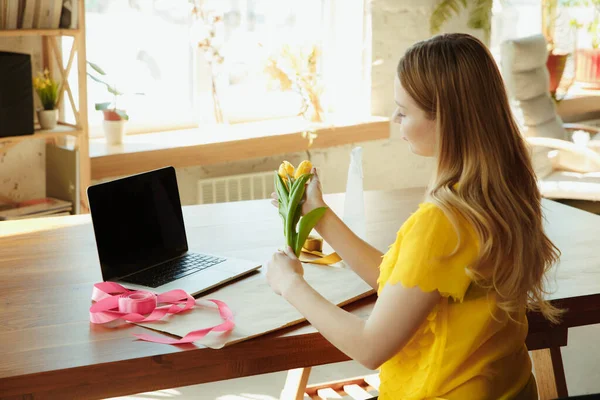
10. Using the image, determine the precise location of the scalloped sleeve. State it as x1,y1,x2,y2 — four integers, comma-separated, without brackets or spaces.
384,204,478,302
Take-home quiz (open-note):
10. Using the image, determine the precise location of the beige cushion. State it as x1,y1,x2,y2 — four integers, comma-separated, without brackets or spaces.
530,146,554,179
501,35,549,73
518,94,558,126
539,171,600,201
507,67,551,101
553,147,600,173
521,115,567,140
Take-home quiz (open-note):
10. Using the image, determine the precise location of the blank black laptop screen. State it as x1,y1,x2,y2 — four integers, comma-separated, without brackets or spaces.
88,167,188,281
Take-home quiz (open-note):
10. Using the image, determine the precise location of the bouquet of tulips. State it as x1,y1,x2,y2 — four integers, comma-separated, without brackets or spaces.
275,160,328,257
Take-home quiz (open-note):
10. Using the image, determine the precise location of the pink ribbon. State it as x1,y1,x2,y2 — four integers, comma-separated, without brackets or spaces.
90,281,234,345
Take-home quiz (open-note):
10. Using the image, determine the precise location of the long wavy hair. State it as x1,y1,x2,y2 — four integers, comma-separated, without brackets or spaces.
398,33,561,323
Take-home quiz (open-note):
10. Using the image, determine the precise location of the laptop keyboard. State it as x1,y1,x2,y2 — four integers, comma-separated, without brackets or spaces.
121,253,226,288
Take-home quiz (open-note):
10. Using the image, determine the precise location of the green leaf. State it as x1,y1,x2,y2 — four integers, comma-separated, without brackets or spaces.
285,173,312,249
279,214,286,237
108,85,124,96
290,173,311,194
289,205,303,249
570,19,583,29
468,0,493,32
87,72,110,87
88,73,123,96
87,61,107,75
276,172,290,197
115,110,129,120
294,207,328,257
287,174,311,214
430,0,466,34
275,172,290,232
95,102,111,111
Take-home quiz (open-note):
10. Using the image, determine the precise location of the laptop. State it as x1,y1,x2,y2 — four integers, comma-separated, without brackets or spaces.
87,166,261,296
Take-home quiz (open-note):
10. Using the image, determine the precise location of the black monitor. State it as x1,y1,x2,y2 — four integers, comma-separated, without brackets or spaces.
0,52,34,138
87,167,189,281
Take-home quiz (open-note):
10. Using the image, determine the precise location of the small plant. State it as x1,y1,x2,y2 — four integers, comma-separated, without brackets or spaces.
87,61,141,121
190,0,226,123
265,44,324,124
32,69,59,110
265,44,324,146
430,0,494,43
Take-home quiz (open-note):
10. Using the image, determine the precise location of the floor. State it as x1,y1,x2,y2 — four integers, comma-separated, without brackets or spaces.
110,324,600,400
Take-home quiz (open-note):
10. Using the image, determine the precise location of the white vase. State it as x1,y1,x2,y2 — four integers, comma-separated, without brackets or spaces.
103,120,126,145
37,109,58,130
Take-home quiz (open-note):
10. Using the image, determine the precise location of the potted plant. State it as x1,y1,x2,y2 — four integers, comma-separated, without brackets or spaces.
87,61,138,144
266,44,324,122
542,0,571,98
32,69,59,130
562,0,600,87
190,0,227,124
265,44,325,146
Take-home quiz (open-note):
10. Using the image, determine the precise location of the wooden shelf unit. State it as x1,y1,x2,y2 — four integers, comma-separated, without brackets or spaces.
0,0,90,214
0,29,80,37
0,124,82,145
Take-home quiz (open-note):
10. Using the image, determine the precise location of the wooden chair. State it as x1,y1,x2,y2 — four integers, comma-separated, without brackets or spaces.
280,368,380,399
280,321,570,400
501,34,600,214
280,360,562,400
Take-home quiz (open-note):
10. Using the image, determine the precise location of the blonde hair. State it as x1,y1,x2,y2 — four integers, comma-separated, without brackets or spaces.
398,33,561,323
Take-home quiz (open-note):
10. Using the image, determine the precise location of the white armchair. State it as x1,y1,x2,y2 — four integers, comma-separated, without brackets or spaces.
501,35,600,211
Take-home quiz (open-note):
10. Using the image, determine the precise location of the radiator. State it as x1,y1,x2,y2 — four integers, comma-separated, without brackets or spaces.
197,168,324,205
196,171,276,204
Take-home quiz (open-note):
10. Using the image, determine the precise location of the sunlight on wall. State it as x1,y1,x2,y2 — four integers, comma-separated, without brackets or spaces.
0,214,90,238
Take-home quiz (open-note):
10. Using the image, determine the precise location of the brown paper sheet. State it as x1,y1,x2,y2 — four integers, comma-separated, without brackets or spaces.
137,262,374,349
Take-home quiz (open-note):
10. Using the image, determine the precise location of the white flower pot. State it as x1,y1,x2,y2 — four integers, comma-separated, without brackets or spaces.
37,109,58,130
103,120,126,145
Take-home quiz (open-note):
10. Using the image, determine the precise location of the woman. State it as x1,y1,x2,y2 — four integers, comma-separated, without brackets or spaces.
266,33,559,399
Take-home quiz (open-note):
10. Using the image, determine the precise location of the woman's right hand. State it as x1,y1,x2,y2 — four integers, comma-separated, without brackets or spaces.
271,167,326,215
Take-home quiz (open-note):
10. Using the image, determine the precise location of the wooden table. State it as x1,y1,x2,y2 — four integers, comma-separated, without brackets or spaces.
1,188,599,399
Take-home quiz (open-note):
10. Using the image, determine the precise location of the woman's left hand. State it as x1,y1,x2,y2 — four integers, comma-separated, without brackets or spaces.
266,246,305,296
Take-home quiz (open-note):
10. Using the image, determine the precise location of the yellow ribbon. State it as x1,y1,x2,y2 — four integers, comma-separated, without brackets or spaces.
299,248,342,265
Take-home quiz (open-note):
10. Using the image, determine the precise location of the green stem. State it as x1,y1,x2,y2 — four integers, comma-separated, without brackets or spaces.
284,173,311,249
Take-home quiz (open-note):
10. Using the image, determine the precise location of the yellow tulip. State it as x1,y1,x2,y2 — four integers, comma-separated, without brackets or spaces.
278,161,295,181
45,79,51,85
294,160,312,179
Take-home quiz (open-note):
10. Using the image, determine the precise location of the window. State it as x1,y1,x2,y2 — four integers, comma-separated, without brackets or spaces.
76,0,370,137
490,0,543,60
83,0,194,135
191,0,326,124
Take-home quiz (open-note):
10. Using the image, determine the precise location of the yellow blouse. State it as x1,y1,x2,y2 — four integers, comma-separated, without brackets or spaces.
376,203,537,400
